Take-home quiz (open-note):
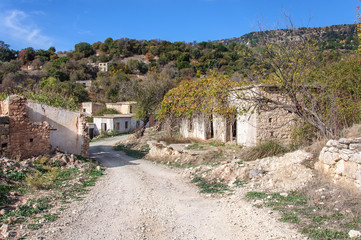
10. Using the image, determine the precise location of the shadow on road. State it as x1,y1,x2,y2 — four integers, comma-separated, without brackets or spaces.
90,136,140,168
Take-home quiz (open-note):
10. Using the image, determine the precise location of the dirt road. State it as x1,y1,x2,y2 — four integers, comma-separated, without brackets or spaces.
34,136,306,240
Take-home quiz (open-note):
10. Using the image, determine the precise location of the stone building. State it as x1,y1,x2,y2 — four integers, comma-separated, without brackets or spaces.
0,95,90,159
81,102,105,116
93,114,141,135
179,86,296,146
105,101,137,114
0,95,53,159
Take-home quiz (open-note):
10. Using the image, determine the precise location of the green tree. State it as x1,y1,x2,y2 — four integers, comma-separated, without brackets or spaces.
0,41,16,62
74,42,94,57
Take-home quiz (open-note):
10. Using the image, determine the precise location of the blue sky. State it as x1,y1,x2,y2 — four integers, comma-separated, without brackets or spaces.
0,0,357,52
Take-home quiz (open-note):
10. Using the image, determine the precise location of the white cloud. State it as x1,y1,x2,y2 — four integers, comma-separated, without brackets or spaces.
0,10,53,49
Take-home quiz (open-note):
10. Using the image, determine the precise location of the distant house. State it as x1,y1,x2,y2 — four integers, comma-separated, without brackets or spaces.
98,62,108,72
179,86,296,147
87,62,109,72
93,114,141,135
76,80,93,89
81,102,104,116
105,101,137,114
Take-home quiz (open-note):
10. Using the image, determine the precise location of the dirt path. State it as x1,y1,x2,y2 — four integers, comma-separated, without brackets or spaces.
32,136,306,240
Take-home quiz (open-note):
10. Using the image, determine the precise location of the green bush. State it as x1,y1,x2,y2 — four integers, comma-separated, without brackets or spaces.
93,107,119,116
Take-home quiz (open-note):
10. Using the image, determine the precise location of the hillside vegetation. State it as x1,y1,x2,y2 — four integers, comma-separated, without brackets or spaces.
0,23,360,141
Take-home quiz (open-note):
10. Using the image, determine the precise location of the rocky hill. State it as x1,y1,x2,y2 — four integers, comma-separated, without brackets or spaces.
216,24,358,50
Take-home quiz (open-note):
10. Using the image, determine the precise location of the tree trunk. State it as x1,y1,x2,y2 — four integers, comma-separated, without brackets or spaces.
135,116,150,138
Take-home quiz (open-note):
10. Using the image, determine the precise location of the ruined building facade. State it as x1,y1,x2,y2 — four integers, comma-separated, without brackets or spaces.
0,95,90,159
0,95,52,159
180,86,296,147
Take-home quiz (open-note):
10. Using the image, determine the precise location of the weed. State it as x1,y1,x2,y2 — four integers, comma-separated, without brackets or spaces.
27,223,43,230
185,143,206,150
43,213,59,222
114,144,147,158
279,212,300,223
192,177,230,194
301,226,346,239
246,191,268,199
234,179,246,187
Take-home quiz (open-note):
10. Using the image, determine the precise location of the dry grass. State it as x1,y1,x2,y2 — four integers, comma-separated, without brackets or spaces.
240,141,290,162
342,124,361,139
156,136,192,145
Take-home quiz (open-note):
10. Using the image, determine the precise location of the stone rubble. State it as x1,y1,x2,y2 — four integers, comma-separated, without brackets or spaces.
316,138,361,190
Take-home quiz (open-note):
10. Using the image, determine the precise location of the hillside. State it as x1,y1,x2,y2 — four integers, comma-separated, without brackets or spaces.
216,24,358,50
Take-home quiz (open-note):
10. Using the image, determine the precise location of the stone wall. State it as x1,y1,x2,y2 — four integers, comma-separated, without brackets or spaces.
0,95,52,159
0,116,10,157
316,138,361,191
26,100,89,157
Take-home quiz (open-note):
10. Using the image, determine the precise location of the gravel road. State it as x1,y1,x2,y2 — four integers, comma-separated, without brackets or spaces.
33,135,307,240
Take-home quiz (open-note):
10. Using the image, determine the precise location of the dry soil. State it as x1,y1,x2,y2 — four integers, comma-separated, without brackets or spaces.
30,135,307,240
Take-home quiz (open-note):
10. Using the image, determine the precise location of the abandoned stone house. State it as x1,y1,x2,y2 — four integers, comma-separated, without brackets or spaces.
0,95,89,159
180,86,296,147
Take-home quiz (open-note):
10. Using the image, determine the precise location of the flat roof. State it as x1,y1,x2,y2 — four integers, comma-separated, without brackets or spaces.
93,114,135,119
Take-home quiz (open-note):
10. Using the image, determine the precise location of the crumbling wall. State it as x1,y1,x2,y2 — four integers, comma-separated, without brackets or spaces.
0,116,10,157
256,90,296,144
180,114,209,140
230,87,296,146
0,95,52,159
316,138,361,191
26,101,89,157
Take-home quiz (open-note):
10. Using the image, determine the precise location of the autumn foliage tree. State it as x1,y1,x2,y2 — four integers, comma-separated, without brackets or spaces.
158,72,237,136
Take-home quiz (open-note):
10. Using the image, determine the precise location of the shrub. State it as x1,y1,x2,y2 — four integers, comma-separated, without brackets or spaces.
157,136,192,145
93,107,119,116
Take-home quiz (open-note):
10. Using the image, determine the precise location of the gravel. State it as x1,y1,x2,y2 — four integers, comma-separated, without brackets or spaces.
29,135,307,240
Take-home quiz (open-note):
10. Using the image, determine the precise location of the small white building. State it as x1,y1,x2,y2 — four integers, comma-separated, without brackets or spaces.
76,80,93,89
81,102,105,116
93,114,141,135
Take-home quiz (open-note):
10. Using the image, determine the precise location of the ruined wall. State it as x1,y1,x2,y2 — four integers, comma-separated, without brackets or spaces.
180,115,209,140
0,96,52,159
0,116,10,157
230,87,295,146
105,102,136,114
81,102,104,115
27,101,89,157
213,115,230,143
256,90,296,145
316,138,361,191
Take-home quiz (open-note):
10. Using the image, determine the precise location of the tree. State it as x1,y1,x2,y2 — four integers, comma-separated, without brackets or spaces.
132,72,177,137
235,19,361,139
0,41,16,62
158,72,236,136
74,42,94,57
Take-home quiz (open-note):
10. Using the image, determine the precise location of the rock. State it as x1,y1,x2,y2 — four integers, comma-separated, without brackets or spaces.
339,138,351,144
335,160,345,175
348,230,361,239
249,169,265,178
340,149,355,156
280,192,288,197
1,224,9,238
96,166,101,171
319,151,341,165
350,143,361,151
326,140,340,147
354,170,361,181
350,153,361,164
